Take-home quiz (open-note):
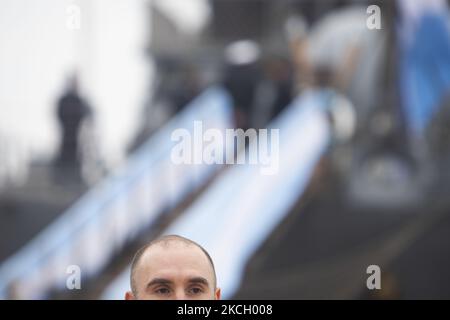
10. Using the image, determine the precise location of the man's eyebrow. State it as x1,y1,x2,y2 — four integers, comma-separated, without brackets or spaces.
146,278,173,288
187,277,209,286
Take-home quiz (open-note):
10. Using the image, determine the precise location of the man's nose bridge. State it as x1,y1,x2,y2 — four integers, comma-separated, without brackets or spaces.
174,288,186,300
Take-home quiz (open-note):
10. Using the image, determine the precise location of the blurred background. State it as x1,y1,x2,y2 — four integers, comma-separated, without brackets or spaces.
1,0,450,299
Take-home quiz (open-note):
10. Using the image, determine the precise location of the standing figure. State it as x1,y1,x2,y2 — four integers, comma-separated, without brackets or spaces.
55,74,91,184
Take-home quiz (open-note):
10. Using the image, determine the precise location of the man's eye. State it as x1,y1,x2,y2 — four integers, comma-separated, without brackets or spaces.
188,287,203,295
155,287,171,295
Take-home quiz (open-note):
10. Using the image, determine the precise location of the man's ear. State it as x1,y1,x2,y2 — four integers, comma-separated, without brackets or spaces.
125,291,136,300
214,288,221,300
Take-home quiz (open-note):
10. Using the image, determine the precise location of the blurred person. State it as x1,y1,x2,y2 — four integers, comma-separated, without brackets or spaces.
222,40,262,130
125,235,221,300
55,73,92,184
286,2,380,96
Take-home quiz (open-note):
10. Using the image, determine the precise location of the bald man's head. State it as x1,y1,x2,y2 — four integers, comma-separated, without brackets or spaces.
126,235,220,300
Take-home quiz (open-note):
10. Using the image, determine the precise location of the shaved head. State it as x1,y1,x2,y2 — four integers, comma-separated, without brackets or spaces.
129,235,218,299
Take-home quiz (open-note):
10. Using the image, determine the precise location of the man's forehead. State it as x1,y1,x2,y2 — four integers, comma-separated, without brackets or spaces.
144,240,197,255
138,242,209,268
135,244,214,283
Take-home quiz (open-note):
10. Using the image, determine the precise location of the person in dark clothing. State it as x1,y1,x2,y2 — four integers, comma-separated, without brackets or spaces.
222,40,262,130
55,74,91,184
223,62,261,130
